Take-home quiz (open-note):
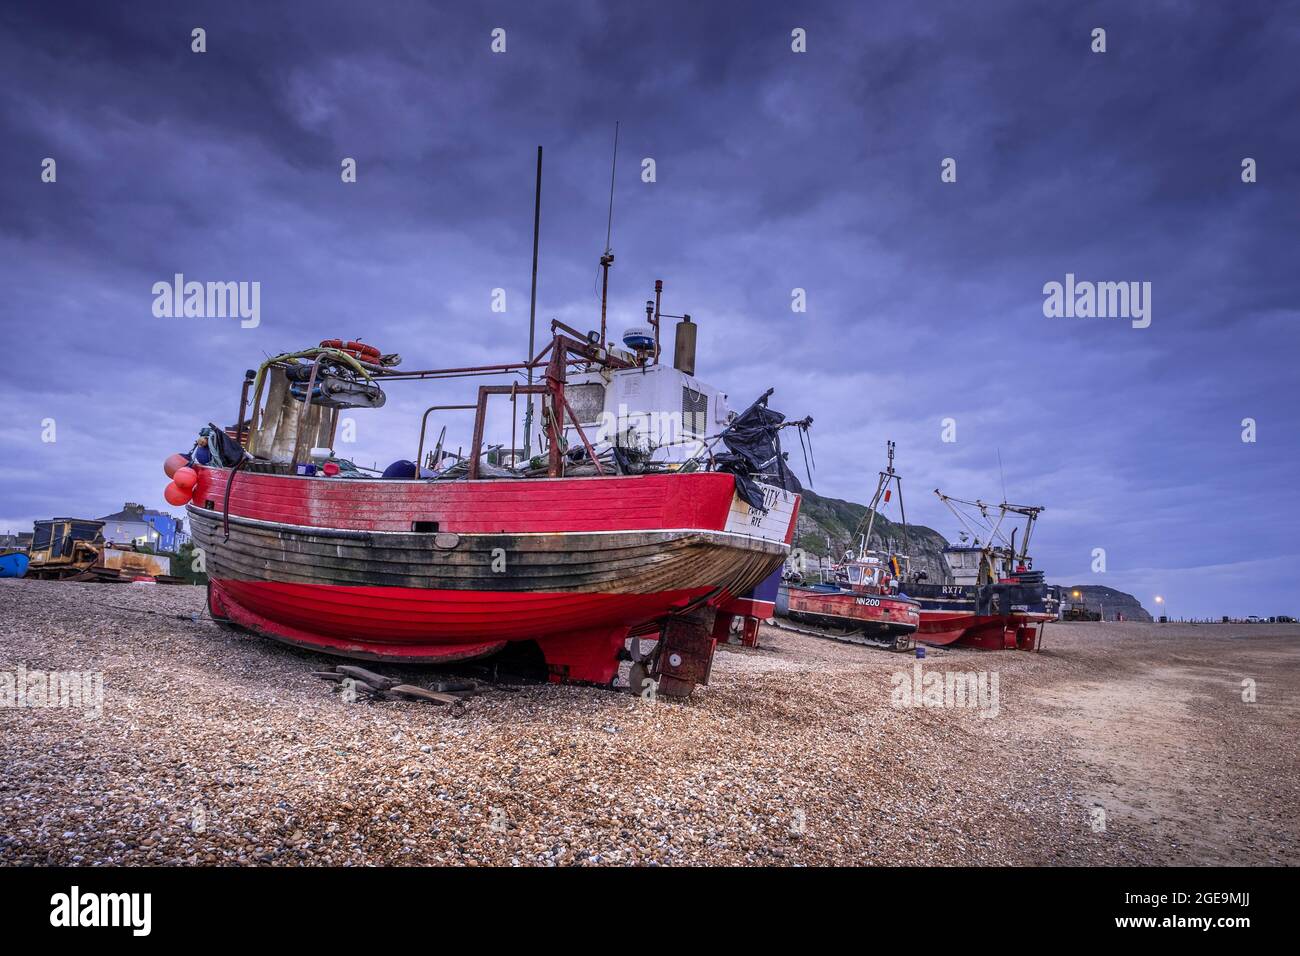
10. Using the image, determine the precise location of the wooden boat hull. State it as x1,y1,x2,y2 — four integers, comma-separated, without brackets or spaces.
188,467,798,682
783,585,920,639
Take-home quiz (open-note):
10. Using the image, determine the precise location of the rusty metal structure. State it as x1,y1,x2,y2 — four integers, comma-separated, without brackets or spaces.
25,518,180,583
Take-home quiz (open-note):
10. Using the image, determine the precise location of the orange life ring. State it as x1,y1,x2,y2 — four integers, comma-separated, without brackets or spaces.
345,340,381,360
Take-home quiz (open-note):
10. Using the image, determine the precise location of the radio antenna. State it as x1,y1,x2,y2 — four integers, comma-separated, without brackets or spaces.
604,121,619,254
598,121,619,347
523,145,543,459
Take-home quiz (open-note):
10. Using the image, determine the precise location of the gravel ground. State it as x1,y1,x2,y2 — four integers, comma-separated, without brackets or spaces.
1,578,1296,866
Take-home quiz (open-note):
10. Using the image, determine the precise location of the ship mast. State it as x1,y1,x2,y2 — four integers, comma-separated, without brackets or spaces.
1000,502,1045,566
856,440,908,556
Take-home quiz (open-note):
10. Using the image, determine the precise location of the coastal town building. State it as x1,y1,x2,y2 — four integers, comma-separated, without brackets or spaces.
97,503,189,552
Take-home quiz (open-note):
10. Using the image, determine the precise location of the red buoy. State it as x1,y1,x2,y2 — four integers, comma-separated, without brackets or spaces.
163,482,189,506
172,466,198,492
164,453,188,478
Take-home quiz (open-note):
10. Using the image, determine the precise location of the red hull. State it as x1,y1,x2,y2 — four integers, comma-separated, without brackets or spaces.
211,580,713,649
208,580,719,679
785,587,920,638
191,468,761,536
191,467,799,684
917,611,1050,651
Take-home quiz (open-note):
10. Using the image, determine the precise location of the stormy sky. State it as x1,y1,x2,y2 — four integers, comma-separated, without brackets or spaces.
1,1,1296,618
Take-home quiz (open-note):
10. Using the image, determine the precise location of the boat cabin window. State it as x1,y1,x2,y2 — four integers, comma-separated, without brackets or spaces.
848,566,862,584
566,382,606,426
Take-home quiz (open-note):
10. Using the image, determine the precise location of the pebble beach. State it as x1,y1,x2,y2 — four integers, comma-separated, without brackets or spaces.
2,579,1296,866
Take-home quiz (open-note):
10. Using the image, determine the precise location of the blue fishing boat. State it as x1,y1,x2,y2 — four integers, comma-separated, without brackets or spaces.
0,551,29,578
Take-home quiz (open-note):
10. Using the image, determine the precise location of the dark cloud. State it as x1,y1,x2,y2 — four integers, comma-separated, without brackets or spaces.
1,0,1296,617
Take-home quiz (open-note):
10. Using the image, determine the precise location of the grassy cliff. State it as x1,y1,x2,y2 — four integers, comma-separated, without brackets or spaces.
793,489,951,580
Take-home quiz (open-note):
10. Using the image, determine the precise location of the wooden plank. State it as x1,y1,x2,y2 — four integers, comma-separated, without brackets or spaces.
336,665,399,689
389,684,462,706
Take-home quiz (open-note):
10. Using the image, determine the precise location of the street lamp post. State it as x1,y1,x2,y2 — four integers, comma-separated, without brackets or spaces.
1155,595,1165,622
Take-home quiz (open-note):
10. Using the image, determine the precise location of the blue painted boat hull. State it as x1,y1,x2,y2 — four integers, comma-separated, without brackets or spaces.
0,552,29,578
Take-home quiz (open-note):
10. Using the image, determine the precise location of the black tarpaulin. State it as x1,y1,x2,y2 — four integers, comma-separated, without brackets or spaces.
203,424,249,468
713,389,802,511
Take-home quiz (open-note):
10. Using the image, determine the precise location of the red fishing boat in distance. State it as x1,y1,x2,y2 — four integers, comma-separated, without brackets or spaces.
177,271,809,698
779,563,920,650
904,493,1057,651
773,440,918,650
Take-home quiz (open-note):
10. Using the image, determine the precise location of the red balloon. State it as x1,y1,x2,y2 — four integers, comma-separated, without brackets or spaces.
164,453,188,478
163,482,189,506
172,466,198,492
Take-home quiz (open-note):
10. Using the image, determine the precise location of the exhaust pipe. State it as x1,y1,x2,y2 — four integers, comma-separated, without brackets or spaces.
673,314,696,376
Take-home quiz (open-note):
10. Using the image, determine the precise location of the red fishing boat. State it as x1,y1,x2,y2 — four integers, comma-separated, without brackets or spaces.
191,467,795,673
773,443,919,650
773,442,1054,652
174,266,807,696
903,493,1057,651
779,564,920,649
